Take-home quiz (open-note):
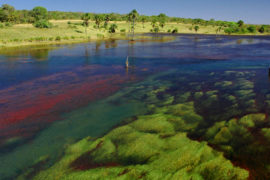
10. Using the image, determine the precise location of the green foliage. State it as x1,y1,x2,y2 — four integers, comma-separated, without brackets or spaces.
55,36,61,41
258,25,267,33
158,13,167,28
0,23,4,28
4,22,12,27
153,27,159,33
108,24,118,33
34,19,52,28
167,29,171,33
31,6,48,21
194,25,199,32
81,13,90,27
120,28,126,33
94,14,103,28
237,20,244,27
247,25,256,33
172,28,178,34
31,102,249,180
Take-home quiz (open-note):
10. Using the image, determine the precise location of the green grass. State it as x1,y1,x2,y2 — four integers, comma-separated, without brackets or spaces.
1,20,268,48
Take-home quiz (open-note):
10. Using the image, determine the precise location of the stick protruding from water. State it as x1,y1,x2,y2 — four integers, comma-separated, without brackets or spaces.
126,56,129,68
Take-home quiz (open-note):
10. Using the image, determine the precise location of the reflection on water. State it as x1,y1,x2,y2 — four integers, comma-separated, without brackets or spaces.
1,34,270,179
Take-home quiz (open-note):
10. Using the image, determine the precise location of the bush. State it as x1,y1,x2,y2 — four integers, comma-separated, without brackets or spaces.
71,36,75,39
172,28,178,34
167,29,171,33
154,27,159,33
247,25,256,33
0,23,4,28
120,29,126,33
63,36,69,40
55,36,61,41
67,21,71,25
259,25,267,33
49,37,54,41
109,24,118,33
35,37,46,41
5,22,12,27
34,20,52,28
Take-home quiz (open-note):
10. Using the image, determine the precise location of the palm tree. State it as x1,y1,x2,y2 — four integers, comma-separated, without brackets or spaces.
129,9,139,40
81,13,91,35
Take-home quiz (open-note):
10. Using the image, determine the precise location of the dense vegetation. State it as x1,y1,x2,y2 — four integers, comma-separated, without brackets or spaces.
0,3,269,35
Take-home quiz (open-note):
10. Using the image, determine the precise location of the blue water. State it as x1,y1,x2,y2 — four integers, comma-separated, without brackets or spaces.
1,34,270,179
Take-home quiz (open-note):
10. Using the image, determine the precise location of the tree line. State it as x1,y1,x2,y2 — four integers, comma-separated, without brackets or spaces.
0,4,269,34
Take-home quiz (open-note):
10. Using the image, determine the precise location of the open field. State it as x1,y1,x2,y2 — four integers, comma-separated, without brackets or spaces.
0,20,269,48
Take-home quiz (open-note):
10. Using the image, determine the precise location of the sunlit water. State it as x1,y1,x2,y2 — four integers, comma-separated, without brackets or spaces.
1,34,270,179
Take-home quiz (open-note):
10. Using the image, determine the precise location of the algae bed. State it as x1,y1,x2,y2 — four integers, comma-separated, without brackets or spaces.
1,34,270,179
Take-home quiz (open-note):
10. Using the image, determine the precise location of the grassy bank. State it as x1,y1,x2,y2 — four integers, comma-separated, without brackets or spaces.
0,20,269,49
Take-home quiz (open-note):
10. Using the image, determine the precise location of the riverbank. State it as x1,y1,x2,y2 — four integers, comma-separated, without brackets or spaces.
0,20,269,49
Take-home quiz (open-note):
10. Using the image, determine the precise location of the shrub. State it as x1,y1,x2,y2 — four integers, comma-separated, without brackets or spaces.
71,36,75,39
63,36,69,40
5,22,12,27
120,29,126,33
0,23,4,28
247,25,256,33
35,37,46,41
154,27,159,33
34,20,52,28
258,25,267,33
109,24,118,33
172,28,178,34
55,36,61,41
67,21,71,25
49,37,54,41
167,29,171,33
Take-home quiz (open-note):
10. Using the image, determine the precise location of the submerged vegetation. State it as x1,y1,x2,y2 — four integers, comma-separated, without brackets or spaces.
18,65,270,179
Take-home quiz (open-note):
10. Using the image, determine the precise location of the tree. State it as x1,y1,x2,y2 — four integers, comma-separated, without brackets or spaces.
81,13,91,27
0,4,16,22
151,18,157,28
104,14,110,28
194,25,199,32
158,13,167,29
31,6,48,21
81,13,91,35
109,24,117,33
140,15,147,28
237,20,244,27
129,9,139,40
94,14,103,28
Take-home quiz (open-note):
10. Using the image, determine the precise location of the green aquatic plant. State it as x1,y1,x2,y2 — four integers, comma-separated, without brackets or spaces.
30,101,248,180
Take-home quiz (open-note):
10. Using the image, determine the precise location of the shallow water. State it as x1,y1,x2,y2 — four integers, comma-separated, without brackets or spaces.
1,34,270,179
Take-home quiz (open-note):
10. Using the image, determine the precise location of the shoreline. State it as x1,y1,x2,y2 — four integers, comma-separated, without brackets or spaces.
1,20,270,50
1,32,270,51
